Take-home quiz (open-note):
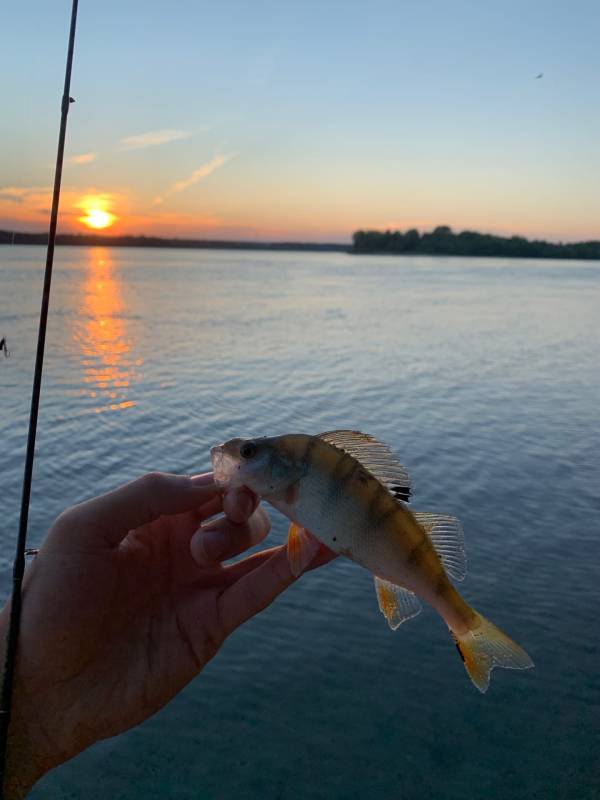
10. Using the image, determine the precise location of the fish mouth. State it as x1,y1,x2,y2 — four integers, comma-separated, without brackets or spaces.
210,444,239,487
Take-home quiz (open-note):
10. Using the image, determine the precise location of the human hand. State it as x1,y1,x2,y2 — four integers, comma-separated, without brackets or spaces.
0,472,332,798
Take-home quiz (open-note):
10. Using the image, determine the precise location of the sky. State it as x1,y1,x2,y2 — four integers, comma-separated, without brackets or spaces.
1,0,600,243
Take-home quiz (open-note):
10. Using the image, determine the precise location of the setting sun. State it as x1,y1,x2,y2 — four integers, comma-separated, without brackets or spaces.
82,208,115,229
77,195,117,230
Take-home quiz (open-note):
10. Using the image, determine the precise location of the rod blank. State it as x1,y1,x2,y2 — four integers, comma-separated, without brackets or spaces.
0,2,80,794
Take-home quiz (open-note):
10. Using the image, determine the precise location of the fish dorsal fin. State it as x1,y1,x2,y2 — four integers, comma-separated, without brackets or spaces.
374,577,422,630
317,430,411,502
413,512,467,581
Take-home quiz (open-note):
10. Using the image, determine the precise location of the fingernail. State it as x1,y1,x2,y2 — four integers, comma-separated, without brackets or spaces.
190,473,216,489
199,527,230,561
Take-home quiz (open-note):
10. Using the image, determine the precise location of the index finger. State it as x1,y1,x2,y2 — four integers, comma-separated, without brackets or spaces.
51,472,217,548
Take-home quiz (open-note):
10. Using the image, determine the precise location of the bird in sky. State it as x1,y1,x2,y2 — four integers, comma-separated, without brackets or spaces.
535,73,543,79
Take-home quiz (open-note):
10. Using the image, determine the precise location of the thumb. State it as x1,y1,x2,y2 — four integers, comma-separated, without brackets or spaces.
50,472,216,548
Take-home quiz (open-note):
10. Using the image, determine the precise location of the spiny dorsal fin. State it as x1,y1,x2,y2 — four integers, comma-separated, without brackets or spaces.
317,430,411,502
374,577,422,630
413,512,467,581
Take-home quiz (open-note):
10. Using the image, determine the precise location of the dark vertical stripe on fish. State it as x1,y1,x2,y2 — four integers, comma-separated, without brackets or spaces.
405,532,429,566
367,482,385,520
369,475,399,521
374,503,400,530
303,436,318,466
334,451,358,489
434,573,451,597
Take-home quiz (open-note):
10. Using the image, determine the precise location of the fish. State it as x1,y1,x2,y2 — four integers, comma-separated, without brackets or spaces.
210,430,533,692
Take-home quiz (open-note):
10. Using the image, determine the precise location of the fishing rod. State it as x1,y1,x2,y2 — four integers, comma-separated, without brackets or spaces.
0,1,80,794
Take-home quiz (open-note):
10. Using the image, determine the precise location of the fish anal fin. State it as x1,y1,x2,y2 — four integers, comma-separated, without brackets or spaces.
287,523,320,577
374,577,422,630
414,512,467,581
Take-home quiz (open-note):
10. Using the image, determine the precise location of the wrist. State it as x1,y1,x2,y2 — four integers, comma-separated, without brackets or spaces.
3,714,43,800
0,606,59,799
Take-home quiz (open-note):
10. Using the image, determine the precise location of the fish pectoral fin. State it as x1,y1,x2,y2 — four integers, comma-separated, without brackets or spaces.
413,512,467,581
374,577,422,630
287,523,321,577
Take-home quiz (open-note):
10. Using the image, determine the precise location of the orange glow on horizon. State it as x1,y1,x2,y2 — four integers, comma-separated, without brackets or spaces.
3,183,600,244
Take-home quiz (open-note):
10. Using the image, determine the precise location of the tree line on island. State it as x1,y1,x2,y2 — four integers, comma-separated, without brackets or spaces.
2,226,600,260
352,226,600,260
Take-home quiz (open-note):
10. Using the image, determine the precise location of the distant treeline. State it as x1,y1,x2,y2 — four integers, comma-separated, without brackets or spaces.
0,230,348,253
4,227,600,260
352,226,600,260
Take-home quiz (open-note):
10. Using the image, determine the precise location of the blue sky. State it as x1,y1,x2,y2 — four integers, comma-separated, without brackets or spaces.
1,0,599,241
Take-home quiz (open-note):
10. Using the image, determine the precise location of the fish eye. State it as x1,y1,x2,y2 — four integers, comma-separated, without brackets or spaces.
240,441,258,459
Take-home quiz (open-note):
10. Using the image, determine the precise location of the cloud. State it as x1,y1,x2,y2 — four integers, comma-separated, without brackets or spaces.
0,187,32,203
118,129,192,151
70,152,97,165
154,153,236,205
0,186,55,218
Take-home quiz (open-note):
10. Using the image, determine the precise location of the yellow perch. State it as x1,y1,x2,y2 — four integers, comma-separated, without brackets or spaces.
210,430,533,692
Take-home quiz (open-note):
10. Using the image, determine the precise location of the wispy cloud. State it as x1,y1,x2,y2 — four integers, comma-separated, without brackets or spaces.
119,129,192,151
70,152,97,165
154,153,236,205
0,186,32,203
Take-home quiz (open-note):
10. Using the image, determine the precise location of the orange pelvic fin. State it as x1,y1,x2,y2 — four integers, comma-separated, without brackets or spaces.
287,523,320,577
374,577,422,630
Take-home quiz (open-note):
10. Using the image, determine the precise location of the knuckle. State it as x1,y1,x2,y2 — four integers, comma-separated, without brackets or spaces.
50,504,84,539
141,471,169,495
52,506,77,531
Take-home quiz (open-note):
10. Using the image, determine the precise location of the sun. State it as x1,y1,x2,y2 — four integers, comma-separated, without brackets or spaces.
81,208,116,229
77,195,117,230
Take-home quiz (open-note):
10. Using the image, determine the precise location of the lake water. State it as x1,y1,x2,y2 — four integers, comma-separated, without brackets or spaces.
1,246,599,799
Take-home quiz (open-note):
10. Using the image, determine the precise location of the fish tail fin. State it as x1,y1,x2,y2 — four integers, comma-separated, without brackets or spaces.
451,612,534,693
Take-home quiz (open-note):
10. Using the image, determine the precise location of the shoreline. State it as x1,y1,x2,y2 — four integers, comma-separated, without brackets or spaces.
0,231,350,253
2,229,600,261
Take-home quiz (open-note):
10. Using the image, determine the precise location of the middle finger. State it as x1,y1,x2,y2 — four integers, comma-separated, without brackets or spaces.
190,506,270,567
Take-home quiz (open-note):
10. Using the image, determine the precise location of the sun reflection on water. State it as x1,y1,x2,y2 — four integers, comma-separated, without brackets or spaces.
73,249,142,413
